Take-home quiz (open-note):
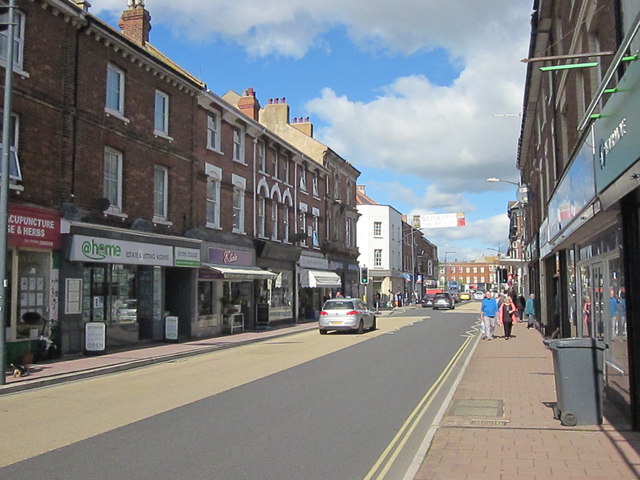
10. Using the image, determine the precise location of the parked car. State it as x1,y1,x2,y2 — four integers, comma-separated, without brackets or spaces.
459,292,471,301
319,298,376,334
450,292,461,303
432,292,455,310
421,295,434,308
473,290,486,301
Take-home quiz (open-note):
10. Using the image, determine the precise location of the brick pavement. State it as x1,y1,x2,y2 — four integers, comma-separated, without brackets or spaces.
413,320,640,480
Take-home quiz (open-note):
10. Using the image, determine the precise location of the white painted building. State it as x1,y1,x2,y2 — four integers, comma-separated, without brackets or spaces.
356,186,406,305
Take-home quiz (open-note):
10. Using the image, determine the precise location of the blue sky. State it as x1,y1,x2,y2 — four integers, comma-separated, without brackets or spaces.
92,0,533,261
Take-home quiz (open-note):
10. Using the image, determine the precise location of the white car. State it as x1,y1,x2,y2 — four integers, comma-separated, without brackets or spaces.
318,298,376,334
473,291,485,301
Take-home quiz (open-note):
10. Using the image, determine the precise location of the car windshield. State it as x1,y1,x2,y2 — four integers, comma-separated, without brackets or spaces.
434,293,448,299
323,300,356,310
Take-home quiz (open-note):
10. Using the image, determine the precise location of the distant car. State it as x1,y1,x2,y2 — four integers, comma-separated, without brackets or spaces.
421,295,434,308
432,292,455,310
459,292,471,301
116,299,137,323
473,291,486,301
319,298,376,334
450,292,461,303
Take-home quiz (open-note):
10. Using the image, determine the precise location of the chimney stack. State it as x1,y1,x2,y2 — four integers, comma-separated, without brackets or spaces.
238,87,260,120
71,0,91,10
118,1,152,46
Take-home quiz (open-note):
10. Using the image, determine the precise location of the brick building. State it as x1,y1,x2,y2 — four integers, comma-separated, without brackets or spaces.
0,0,343,361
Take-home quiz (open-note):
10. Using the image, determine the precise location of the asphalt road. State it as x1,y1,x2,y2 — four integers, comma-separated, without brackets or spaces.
0,305,480,480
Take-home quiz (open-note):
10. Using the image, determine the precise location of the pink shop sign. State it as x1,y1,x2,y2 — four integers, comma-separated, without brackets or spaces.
208,248,252,266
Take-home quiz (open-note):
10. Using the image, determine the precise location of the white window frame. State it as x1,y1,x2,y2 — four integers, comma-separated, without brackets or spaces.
0,112,21,181
271,202,278,241
312,172,319,197
105,63,125,116
283,205,290,243
232,174,246,233
103,147,123,213
154,90,170,137
271,148,279,178
373,221,382,237
374,249,382,267
346,218,353,247
312,207,320,247
299,165,307,192
205,163,222,228
206,111,221,152
0,8,25,72
257,141,266,172
257,196,266,238
153,165,169,221
232,126,245,164
283,156,290,184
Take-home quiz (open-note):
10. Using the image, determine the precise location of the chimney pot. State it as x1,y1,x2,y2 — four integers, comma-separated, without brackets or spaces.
281,97,286,103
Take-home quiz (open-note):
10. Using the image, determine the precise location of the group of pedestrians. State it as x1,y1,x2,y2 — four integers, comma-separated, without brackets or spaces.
480,290,536,340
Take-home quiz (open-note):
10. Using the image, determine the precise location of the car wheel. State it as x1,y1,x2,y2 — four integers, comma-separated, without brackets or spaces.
319,329,327,335
370,316,377,331
356,320,364,334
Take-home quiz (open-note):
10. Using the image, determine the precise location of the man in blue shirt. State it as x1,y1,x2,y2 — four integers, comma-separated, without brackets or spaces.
481,291,499,340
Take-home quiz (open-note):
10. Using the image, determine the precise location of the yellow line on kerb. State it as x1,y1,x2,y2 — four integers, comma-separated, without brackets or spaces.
364,335,473,480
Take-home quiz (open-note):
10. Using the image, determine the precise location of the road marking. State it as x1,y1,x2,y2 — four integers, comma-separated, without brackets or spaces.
364,334,474,480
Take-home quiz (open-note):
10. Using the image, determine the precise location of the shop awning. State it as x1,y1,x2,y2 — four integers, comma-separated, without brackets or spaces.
301,270,342,288
200,264,277,280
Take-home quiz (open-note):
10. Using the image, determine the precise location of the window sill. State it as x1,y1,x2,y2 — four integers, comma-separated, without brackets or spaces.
105,108,130,124
232,230,246,235
206,146,223,155
232,158,247,166
0,60,29,79
105,209,128,219
154,130,174,142
205,222,221,230
153,217,172,226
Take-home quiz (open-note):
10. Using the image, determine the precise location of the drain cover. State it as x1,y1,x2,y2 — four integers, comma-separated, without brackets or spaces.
448,399,504,417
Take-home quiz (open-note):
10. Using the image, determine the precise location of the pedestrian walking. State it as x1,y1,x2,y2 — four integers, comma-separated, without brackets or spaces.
517,294,526,322
524,293,536,329
499,296,518,339
481,291,499,340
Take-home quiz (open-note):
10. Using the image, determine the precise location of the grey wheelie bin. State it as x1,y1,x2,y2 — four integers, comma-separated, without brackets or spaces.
544,337,606,426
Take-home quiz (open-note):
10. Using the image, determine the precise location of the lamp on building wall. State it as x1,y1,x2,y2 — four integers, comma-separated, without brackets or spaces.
486,177,530,205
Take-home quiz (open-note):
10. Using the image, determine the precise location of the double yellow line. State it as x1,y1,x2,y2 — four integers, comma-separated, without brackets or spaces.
364,334,474,480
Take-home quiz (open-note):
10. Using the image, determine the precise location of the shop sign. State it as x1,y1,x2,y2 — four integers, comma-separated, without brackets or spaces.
593,54,640,192
70,235,174,266
165,316,179,341
175,247,201,267
8,204,61,249
84,322,106,353
208,247,252,266
299,253,328,270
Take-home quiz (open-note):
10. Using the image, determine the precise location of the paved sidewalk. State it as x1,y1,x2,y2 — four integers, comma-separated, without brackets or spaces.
1,321,319,395
1,308,403,395
413,320,640,480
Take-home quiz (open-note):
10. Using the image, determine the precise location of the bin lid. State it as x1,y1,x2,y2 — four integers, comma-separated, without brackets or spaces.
544,337,606,350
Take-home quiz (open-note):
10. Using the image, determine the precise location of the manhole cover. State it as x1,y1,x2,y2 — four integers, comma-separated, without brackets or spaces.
470,419,510,426
448,399,504,417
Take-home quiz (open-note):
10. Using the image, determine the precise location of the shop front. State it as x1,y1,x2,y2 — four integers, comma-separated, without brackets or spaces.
299,252,342,320
61,224,201,354
199,246,277,334
5,204,61,364
589,54,640,424
255,240,300,327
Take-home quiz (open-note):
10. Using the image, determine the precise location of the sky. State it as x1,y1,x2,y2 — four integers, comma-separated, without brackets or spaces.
91,0,533,261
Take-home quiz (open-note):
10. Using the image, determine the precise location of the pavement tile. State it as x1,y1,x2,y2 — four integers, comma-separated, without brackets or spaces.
412,307,640,480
